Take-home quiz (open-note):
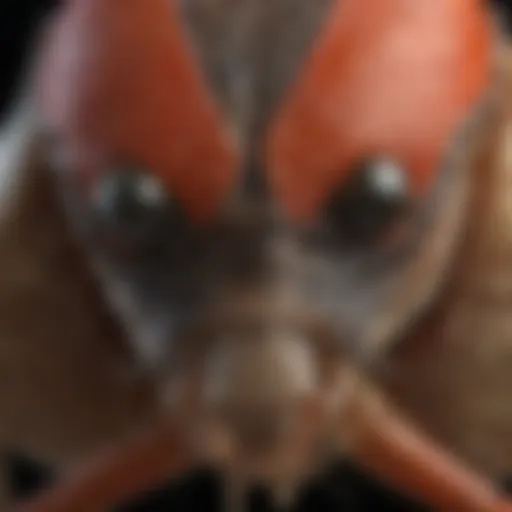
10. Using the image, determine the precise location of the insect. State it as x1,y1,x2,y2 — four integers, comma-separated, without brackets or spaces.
1,0,512,510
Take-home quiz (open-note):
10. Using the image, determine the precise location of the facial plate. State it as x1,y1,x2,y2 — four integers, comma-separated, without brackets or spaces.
32,0,494,371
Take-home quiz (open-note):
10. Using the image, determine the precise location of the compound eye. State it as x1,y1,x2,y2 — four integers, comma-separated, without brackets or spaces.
91,165,171,247
325,157,410,245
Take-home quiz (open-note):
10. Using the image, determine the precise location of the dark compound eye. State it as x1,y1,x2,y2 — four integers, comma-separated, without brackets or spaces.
325,157,410,246
91,165,171,245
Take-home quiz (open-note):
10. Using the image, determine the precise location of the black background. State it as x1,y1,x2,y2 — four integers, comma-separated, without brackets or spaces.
0,1,510,510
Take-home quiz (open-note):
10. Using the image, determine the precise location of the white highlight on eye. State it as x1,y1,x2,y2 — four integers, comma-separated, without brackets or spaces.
91,171,167,215
135,173,167,208
369,159,407,198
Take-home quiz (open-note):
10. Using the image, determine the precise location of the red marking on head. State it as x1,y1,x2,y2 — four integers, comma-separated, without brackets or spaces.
37,0,239,222
266,0,492,221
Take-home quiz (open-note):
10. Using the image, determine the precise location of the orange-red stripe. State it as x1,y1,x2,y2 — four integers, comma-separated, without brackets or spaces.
37,0,239,223
266,0,492,221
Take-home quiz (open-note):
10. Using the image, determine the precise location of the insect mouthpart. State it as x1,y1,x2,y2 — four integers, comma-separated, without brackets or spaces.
164,318,354,506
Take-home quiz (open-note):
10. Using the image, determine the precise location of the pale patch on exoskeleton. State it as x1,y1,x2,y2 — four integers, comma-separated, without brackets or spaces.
0,92,39,223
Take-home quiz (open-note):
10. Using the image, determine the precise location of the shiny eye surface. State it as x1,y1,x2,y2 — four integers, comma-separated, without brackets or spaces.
91,165,171,246
325,157,410,246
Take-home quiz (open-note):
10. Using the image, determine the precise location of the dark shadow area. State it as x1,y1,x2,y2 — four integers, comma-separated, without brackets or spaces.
0,0,61,118
8,454,430,512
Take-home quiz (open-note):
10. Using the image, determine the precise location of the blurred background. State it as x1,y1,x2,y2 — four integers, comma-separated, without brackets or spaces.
0,1,510,511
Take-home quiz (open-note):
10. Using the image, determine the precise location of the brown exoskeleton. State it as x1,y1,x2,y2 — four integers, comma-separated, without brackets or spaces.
2,0,512,511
